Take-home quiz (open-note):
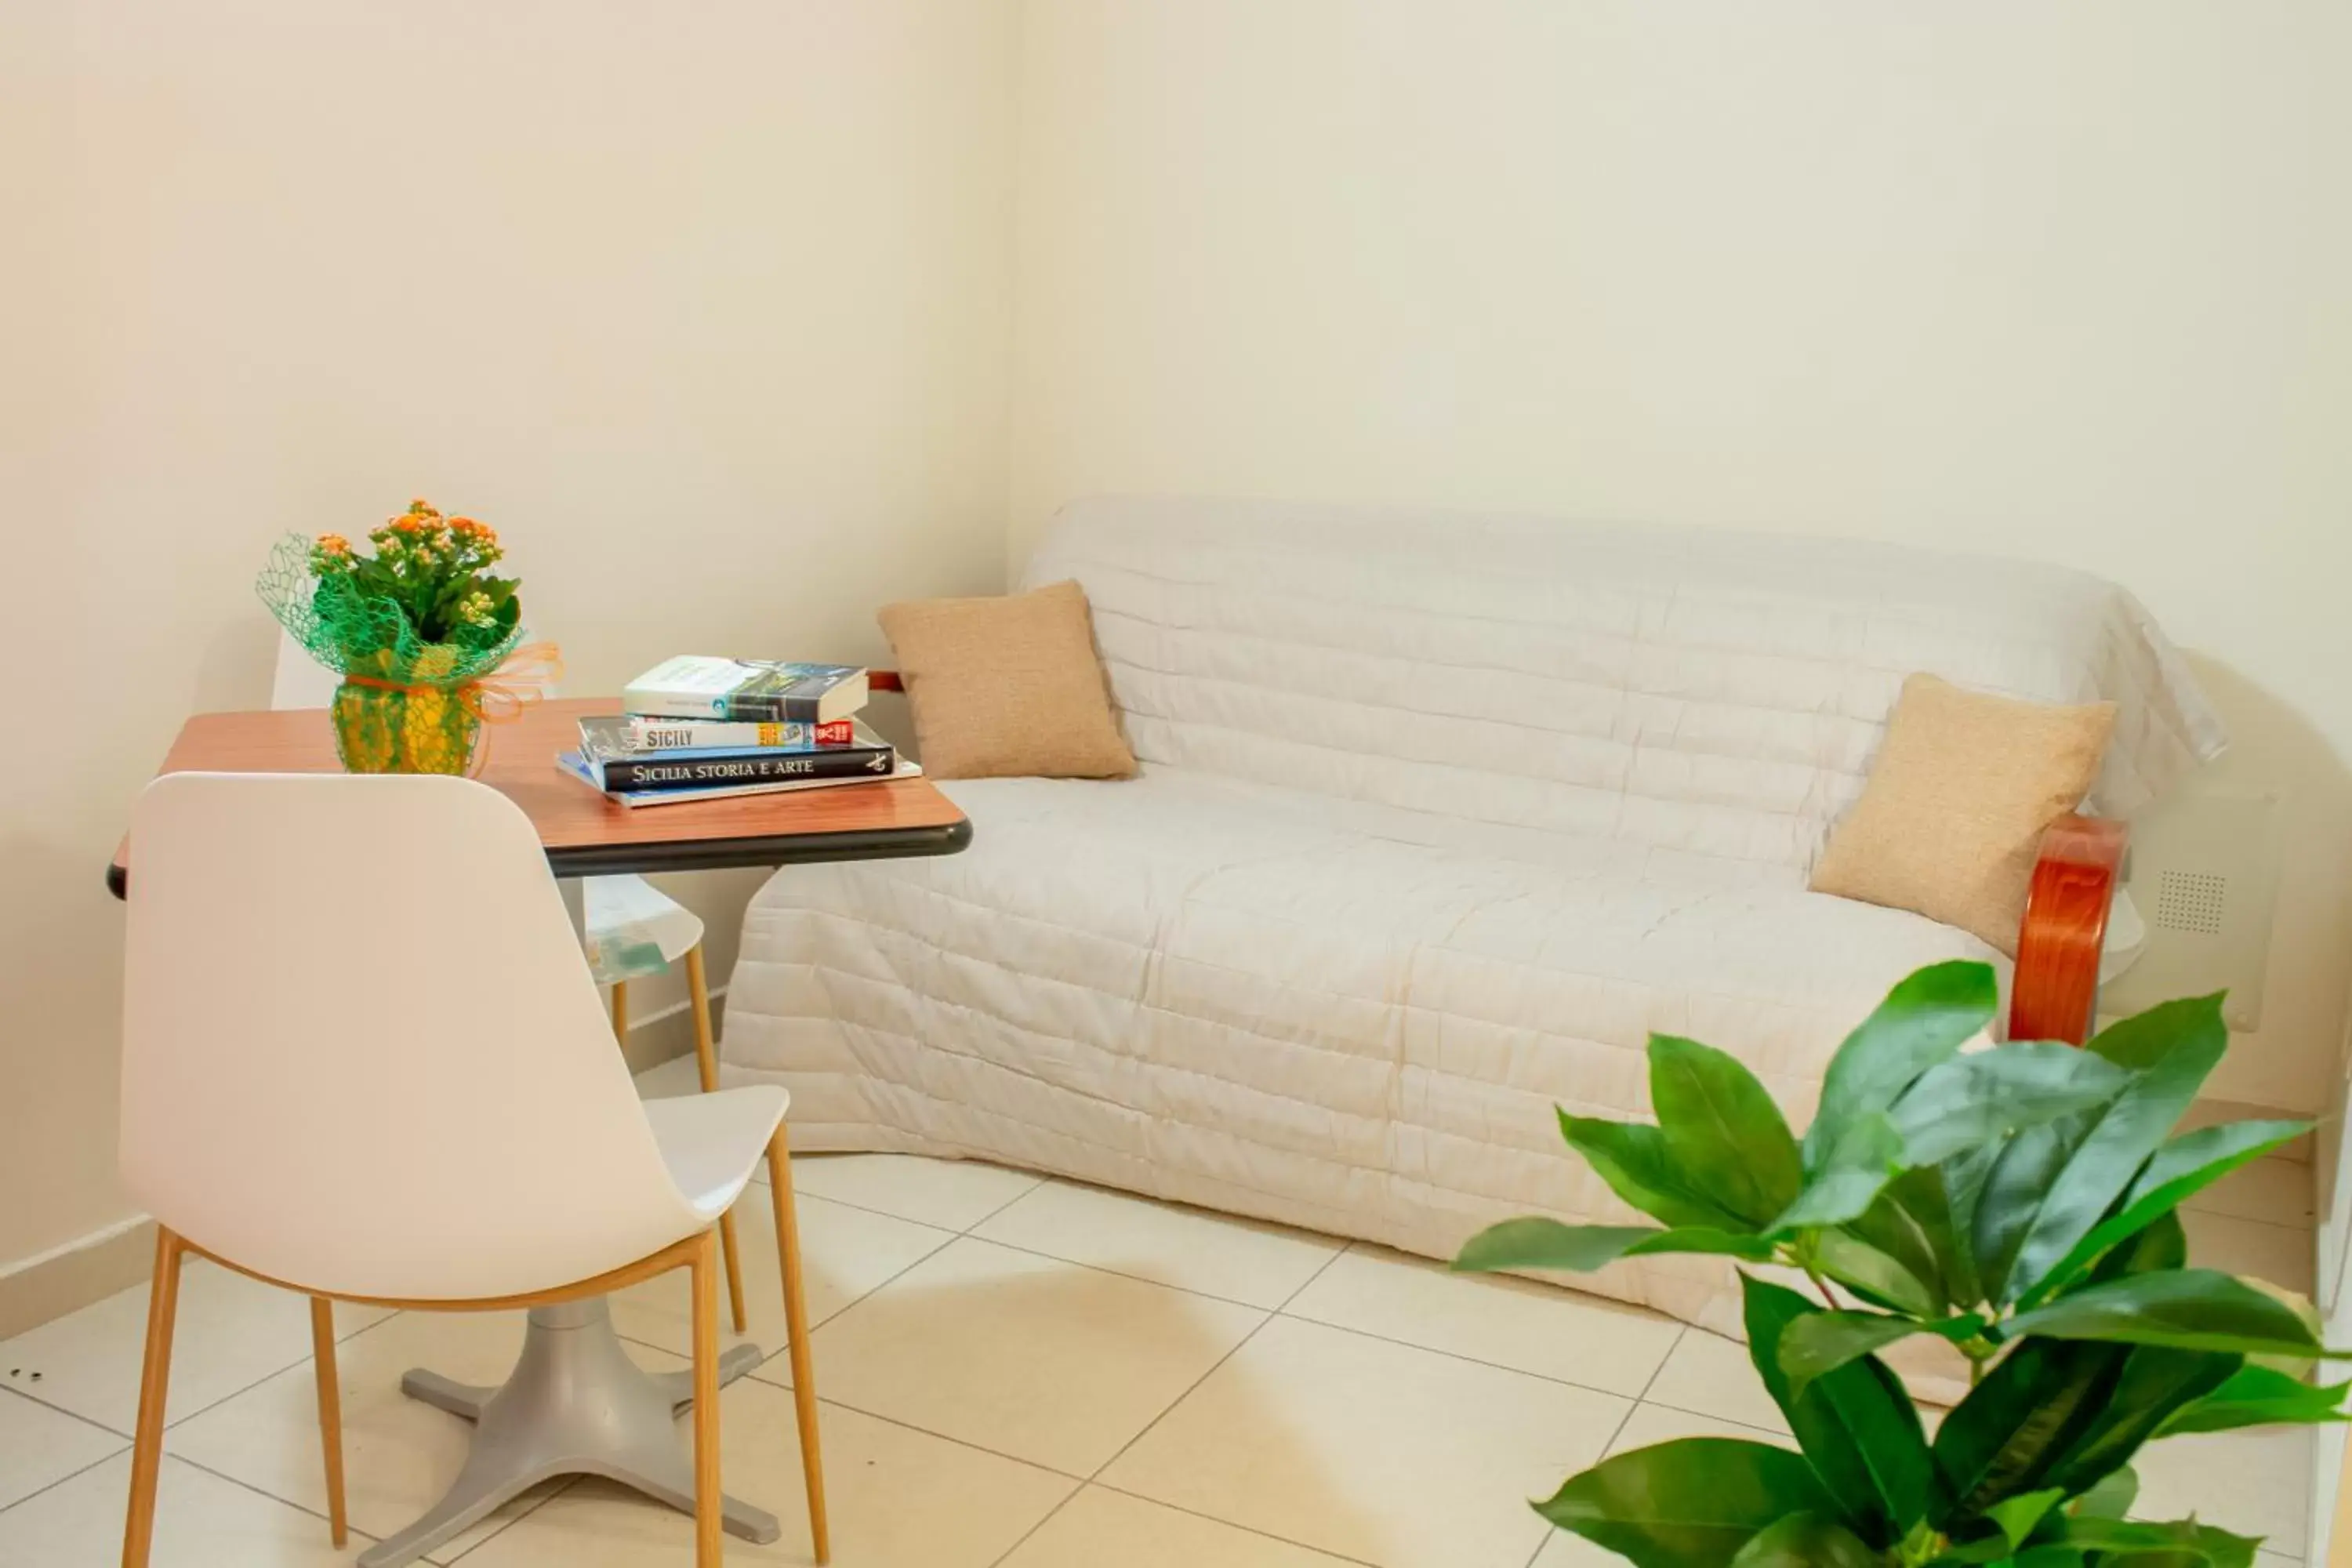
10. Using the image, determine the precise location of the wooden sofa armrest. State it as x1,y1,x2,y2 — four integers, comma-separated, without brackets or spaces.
2008,813,2130,1045
869,670,904,693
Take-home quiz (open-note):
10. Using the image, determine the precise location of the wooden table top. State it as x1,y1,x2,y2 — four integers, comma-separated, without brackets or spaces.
108,697,970,897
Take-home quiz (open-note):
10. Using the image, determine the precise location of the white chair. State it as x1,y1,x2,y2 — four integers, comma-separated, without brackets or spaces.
272,630,752,1330
118,771,827,1567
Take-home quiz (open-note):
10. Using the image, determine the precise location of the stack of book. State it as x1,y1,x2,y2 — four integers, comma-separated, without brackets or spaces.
557,656,917,808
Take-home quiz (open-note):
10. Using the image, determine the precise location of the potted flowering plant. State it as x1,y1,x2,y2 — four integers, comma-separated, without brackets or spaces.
258,500,546,774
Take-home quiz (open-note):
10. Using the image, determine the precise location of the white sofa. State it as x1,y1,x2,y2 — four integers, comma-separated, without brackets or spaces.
720,496,2225,1337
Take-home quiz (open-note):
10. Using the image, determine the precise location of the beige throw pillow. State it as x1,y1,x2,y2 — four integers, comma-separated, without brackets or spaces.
877,580,1138,781
1810,673,2116,955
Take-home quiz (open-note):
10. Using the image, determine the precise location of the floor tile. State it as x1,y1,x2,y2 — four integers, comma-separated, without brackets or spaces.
0,1258,393,1436
973,1180,1342,1308
2182,1211,2317,1296
609,1188,953,1358
2133,1424,2314,1559
458,1381,1075,1568
0,1452,361,1567
785,1236,1262,1475
1283,1247,1681,1399
1102,1315,1628,1568
1004,1486,1362,1567
1603,1400,1784,1456
165,1308,567,1564
0,1386,125,1511
1639,1328,1790,1435
786,1154,1044,1231
2183,1156,2315,1228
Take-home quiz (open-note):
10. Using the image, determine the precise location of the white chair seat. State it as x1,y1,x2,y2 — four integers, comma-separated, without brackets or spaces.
584,874,707,984
644,1085,790,1221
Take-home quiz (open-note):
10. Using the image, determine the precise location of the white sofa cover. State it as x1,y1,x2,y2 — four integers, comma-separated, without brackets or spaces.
721,497,2225,1338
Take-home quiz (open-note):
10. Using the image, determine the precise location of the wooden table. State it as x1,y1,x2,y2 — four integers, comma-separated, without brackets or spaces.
109,696,971,895
103,696,970,1567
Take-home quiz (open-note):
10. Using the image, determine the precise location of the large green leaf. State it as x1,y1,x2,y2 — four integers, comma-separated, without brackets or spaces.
1744,1275,1936,1541
1559,1112,1753,1232
1534,1438,1830,1567
1887,1044,2129,1167
1933,1335,2131,1519
1997,996,2230,1304
1772,1114,1906,1233
1650,1034,1804,1228
1725,1513,1882,1567
1779,1311,1988,1392
1453,1219,1774,1275
2038,1345,2241,1495
1803,961,2000,1171
1848,1166,1974,1315
1973,1119,2093,1306
2054,1514,2260,1567
2000,1269,2334,1359
2156,1364,2352,1436
1809,1230,1941,1318
2017,1120,2310,1308
2070,1464,2138,1519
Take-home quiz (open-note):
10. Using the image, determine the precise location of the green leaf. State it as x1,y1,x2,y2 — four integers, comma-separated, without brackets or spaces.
1887,1044,2129,1167
1810,1230,1942,1318
1804,960,2000,1171
1650,1034,1805,1229
1779,1311,1988,1393
2070,1463,2138,1519
1726,1512,1883,1567
2054,1514,2260,1567
1973,1119,2094,1306
1983,1486,2068,1548
1559,1112,1753,1232
1847,1167,1973,1316
2001,1269,2335,1359
1998,996,2231,1304
2156,1365,2352,1436
2038,1345,2241,1495
1744,1275,1937,1541
1534,1437,1831,1567
1933,1336,2131,1519
1453,1219,1775,1275
2018,1120,2311,1308
1773,1114,1906,1232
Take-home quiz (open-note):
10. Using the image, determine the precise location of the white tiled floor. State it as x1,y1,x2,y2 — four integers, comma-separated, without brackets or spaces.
0,1090,2321,1568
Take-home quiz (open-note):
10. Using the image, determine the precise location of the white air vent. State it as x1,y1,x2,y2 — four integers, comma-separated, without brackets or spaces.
2151,869,2229,937
2099,792,2279,1032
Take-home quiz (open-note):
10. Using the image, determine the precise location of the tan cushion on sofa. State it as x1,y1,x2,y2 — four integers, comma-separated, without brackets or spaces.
1810,673,2116,955
877,579,1138,781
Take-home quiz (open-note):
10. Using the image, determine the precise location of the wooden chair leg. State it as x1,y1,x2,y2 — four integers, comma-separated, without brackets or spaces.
610,977,630,1043
122,1229,186,1568
309,1297,348,1547
690,1229,723,1568
685,945,749,1334
766,1123,829,1564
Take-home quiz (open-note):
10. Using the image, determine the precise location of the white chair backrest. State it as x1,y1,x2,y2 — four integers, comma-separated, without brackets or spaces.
121,771,701,1300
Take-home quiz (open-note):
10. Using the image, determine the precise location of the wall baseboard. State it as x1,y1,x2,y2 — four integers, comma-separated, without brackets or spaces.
618,985,728,1076
0,1215,157,1342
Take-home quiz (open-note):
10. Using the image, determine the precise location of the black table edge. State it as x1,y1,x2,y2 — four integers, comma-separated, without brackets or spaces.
108,815,971,900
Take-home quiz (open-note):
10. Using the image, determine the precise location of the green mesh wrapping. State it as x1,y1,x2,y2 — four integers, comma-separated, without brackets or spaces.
256,533,524,775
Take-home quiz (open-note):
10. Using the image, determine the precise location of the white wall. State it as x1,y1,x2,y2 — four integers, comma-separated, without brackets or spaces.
0,1,1015,1272
1008,0,2352,1110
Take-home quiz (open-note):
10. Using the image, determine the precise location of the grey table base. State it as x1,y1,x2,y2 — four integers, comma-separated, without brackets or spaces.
359,877,777,1568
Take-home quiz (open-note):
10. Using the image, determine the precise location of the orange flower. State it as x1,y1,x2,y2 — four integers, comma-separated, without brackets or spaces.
314,532,351,554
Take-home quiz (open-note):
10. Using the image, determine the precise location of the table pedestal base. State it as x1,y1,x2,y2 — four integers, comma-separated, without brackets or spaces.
358,1298,777,1568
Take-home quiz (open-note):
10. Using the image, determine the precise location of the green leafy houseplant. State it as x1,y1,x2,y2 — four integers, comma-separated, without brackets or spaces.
1455,961,2346,1567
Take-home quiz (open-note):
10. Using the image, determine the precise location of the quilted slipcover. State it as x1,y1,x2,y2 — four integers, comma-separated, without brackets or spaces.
721,497,2225,1338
